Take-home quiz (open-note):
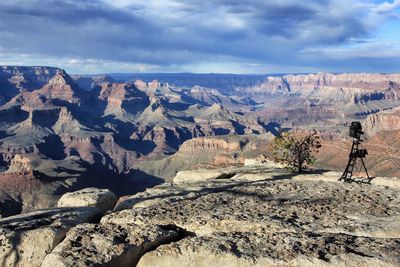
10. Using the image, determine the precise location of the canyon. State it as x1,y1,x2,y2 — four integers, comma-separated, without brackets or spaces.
1,66,400,216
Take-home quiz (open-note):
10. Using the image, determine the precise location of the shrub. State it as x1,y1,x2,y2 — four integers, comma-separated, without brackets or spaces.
270,130,321,173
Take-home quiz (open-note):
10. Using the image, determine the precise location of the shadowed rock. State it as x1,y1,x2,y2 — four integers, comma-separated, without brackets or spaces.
42,223,180,267
0,207,102,267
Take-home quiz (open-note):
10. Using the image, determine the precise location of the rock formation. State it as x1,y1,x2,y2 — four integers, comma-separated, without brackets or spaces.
117,169,400,267
0,207,102,267
363,107,400,136
36,70,82,104
1,67,274,213
57,187,117,212
0,66,59,103
71,74,115,91
4,166,396,266
134,134,274,181
244,72,400,126
41,223,180,267
251,73,400,98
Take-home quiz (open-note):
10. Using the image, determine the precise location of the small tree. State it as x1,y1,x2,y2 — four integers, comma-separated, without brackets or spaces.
270,130,321,173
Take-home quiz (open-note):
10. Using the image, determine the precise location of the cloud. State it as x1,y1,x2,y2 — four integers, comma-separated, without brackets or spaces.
0,0,399,73
372,0,400,12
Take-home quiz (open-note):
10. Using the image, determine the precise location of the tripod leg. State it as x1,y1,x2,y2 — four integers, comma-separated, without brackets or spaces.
340,170,347,181
340,141,357,181
360,158,370,181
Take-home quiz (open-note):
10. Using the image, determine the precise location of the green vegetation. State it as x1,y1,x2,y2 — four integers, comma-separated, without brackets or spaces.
270,130,321,173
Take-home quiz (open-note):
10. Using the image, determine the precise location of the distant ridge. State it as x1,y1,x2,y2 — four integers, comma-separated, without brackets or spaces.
99,73,275,93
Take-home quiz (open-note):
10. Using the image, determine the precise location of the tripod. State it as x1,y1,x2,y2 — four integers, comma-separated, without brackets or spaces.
339,134,370,183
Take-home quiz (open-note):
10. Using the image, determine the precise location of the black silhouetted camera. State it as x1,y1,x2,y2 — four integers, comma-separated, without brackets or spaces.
349,121,364,139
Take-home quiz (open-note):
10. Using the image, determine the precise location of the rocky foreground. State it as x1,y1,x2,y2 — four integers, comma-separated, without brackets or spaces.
1,166,399,266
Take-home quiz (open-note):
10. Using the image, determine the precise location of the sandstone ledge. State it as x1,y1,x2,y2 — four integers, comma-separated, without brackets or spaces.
0,207,102,267
42,223,181,267
106,170,400,266
57,187,117,212
1,167,399,266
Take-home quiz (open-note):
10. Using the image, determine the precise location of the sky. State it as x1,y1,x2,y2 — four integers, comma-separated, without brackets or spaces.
0,0,399,74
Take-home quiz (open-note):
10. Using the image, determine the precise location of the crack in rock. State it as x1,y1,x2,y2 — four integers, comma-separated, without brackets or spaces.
41,223,194,267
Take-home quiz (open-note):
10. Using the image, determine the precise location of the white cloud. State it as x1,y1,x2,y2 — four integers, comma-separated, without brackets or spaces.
372,0,400,12
0,0,399,73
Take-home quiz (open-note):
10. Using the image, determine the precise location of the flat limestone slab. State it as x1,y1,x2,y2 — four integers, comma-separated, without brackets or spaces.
0,207,102,267
42,223,180,267
106,176,400,266
57,187,117,212
138,232,400,267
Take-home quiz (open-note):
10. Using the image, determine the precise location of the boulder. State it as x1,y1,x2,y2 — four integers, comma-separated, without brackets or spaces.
57,187,117,212
173,168,236,184
41,223,180,267
0,207,102,267
173,166,289,184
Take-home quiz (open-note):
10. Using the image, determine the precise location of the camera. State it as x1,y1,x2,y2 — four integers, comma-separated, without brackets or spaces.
349,121,364,139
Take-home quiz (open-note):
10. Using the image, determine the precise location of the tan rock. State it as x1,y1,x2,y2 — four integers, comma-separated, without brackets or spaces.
0,207,102,267
179,138,246,152
371,176,400,189
137,233,398,267
255,72,400,97
41,223,180,267
244,156,287,168
114,184,183,211
57,187,117,212
106,171,400,266
138,232,400,267
363,107,400,136
2,165,400,266
113,181,233,212
7,154,33,172
173,166,286,184
173,169,236,184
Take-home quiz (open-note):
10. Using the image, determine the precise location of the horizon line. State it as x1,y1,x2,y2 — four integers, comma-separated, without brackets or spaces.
1,65,400,76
